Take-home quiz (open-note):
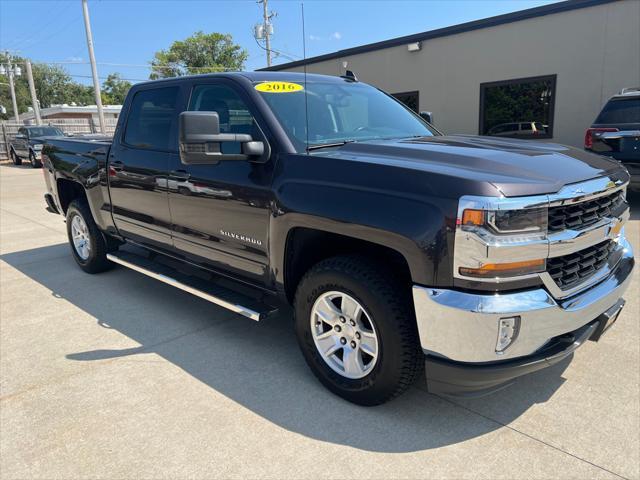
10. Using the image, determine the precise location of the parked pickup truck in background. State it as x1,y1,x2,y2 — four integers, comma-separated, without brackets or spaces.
10,125,64,168
41,72,634,405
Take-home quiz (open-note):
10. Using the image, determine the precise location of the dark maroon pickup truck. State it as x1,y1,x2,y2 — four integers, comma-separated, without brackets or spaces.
40,72,634,405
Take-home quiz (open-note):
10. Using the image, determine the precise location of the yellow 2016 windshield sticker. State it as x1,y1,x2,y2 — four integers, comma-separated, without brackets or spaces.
255,81,304,93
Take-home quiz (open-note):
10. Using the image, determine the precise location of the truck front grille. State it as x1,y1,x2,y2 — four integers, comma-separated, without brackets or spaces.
547,240,616,289
548,190,625,232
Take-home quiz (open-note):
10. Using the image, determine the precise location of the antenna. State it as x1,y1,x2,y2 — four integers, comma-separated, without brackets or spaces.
301,2,309,154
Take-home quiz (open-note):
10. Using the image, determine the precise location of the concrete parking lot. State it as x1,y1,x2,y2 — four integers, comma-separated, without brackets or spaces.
0,162,638,480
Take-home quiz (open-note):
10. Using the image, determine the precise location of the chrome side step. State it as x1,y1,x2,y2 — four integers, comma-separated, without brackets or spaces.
106,251,276,321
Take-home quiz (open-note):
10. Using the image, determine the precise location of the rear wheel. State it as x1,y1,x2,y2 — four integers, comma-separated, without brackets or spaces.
10,149,21,166
66,199,112,273
294,255,422,406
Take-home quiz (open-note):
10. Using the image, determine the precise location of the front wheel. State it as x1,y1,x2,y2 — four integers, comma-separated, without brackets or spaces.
66,199,112,273
29,151,41,168
294,255,422,406
10,149,21,166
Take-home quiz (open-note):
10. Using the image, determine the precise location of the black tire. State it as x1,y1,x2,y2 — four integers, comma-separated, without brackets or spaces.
294,255,422,406
29,151,42,168
10,149,21,166
66,199,112,273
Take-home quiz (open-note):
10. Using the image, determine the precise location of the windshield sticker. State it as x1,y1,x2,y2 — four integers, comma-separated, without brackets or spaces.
255,81,304,93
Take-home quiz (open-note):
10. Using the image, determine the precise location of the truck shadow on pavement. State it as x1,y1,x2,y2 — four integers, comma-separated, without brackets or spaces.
2,244,571,453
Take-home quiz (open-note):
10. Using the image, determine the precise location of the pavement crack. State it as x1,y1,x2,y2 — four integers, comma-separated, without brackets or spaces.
431,391,630,480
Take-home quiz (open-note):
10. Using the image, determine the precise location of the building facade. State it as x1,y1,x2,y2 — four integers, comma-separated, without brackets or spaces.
263,0,640,148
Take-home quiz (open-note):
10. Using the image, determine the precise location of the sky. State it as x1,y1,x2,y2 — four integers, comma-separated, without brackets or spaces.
0,0,560,85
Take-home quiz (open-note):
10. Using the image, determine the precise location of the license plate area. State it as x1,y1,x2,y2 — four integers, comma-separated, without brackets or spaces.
589,299,625,342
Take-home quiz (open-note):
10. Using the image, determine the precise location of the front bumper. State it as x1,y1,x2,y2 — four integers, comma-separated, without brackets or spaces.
413,237,634,395
424,306,621,397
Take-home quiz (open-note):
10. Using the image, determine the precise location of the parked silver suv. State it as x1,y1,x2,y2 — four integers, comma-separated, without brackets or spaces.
487,121,547,137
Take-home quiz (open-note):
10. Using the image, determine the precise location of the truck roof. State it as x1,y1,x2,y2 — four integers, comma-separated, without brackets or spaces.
133,71,350,88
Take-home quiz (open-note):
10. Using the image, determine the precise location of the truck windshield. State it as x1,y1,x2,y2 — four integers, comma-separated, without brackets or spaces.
256,79,436,152
28,127,64,138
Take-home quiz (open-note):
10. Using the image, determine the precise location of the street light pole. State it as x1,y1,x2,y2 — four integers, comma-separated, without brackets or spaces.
25,60,42,125
3,52,20,123
81,0,106,134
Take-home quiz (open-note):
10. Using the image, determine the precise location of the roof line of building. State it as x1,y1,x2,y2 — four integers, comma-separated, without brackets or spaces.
259,0,618,72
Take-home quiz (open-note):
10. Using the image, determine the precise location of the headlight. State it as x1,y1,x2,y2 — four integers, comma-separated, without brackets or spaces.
455,202,549,281
32,144,43,150
461,208,547,234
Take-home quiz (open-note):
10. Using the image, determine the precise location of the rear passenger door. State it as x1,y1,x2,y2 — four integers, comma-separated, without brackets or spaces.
108,85,182,249
168,79,275,285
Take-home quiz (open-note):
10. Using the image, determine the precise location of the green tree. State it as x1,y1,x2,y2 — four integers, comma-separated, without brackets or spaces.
0,53,103,120
101,73,132,105
149,31,247,79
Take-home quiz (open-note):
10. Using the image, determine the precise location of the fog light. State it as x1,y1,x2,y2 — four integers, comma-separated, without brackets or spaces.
496,316,520,354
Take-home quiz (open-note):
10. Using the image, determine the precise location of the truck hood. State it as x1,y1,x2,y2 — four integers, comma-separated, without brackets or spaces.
320,135,627,197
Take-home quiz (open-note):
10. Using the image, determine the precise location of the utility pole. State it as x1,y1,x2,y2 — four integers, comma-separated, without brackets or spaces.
25,60,42,125
262,0,271,67
3,52,20,123
257,0,275,67
81,0,106,134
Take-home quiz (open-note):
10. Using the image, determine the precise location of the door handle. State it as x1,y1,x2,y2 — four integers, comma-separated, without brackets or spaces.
110,160,124,171
170,170,191,181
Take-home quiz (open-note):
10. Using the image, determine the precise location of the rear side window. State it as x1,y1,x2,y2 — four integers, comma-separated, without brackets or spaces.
124,86,179,150
595,98,640,124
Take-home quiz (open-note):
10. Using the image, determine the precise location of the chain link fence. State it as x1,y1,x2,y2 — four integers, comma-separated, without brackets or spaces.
0,118,118,160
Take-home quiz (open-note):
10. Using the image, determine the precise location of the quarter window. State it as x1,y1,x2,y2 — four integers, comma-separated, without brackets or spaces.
124,86,179,151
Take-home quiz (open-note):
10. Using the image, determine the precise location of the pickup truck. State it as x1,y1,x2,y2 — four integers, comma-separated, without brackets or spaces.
10,125,64,167
41,72,634,405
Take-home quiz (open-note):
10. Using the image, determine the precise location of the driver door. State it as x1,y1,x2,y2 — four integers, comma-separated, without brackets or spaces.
168,80,275,285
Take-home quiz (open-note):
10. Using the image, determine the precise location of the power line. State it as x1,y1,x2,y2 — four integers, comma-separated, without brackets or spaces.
68,74,148,82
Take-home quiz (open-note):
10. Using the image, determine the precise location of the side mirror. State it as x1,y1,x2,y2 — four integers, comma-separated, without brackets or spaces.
420,111,434,124
179,111,265,165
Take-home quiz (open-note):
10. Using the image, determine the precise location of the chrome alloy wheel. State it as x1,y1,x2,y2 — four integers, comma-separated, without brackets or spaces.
310,291,379,379
71,214,91,260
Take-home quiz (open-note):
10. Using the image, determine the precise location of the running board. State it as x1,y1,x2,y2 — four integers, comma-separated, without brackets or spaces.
106,250,278,321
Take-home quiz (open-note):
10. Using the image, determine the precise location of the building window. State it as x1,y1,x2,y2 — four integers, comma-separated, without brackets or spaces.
392,91,419,113
479,75,556,139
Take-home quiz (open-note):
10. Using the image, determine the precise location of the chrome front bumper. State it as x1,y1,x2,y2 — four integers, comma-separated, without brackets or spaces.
412,237,634,363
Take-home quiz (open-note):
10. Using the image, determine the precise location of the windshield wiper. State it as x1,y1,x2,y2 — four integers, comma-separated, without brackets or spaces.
306,140,355,152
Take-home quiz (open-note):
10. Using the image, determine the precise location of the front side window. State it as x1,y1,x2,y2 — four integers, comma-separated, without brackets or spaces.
124,86,179,151
188,83,259,154
480,75,556,139
256,79,435,152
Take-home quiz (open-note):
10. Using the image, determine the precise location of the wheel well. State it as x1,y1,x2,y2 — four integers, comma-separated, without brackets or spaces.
56,179,87,214
283,227,412,303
